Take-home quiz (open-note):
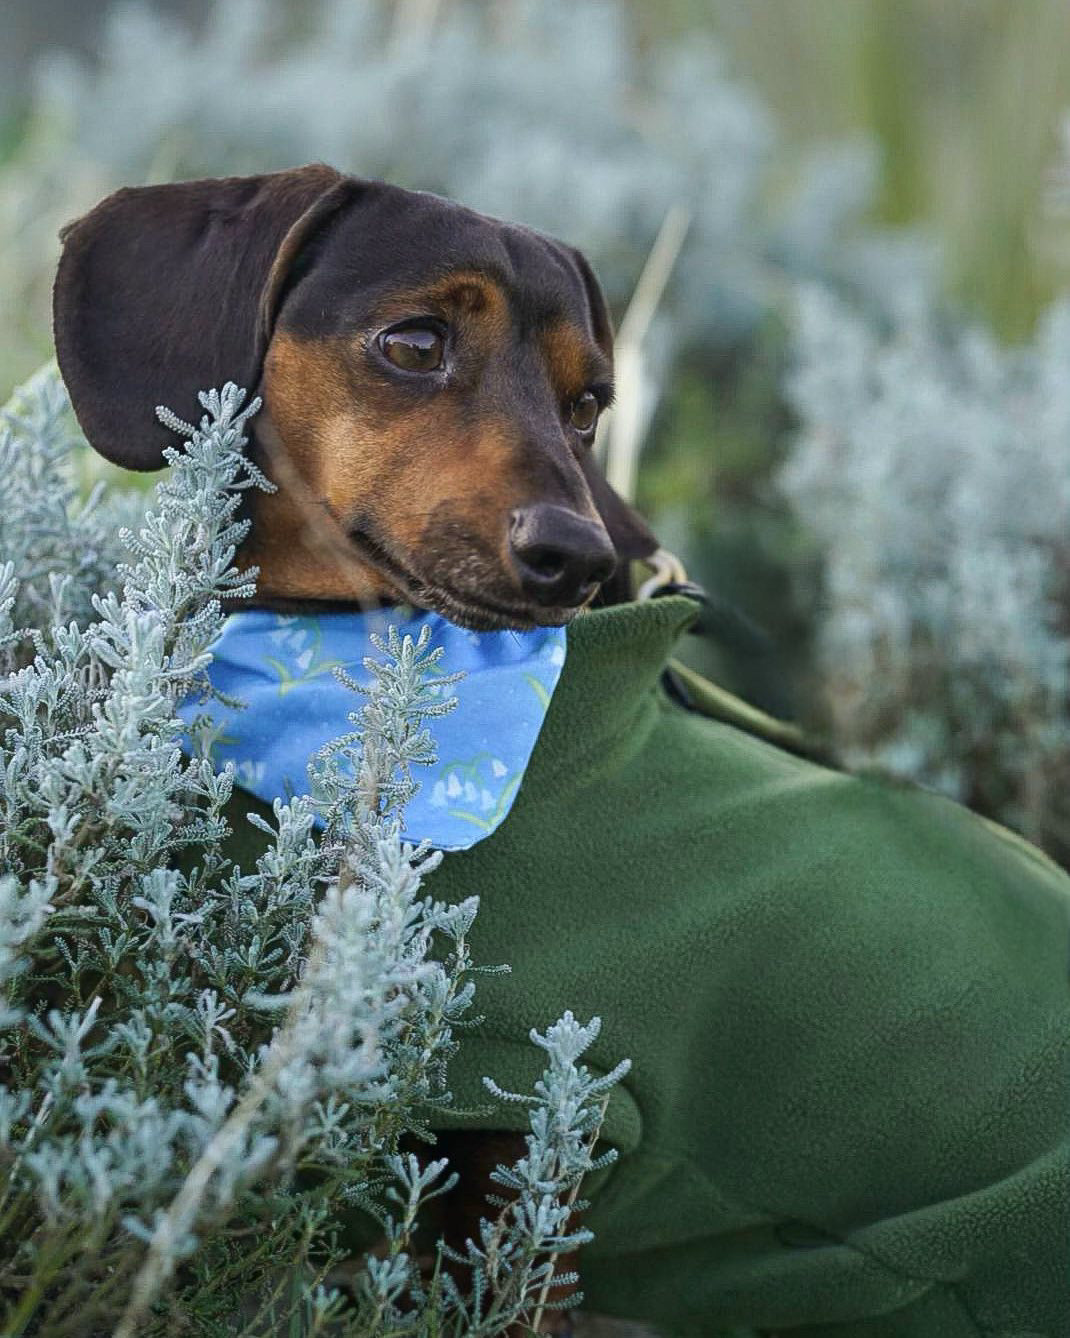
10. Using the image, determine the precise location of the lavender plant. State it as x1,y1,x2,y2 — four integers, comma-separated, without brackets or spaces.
780,284,1070,860
0,366,628,1336
0,363,143,648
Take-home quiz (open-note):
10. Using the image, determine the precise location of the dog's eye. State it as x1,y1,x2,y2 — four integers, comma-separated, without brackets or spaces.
569,392,600,435
380,327,444,372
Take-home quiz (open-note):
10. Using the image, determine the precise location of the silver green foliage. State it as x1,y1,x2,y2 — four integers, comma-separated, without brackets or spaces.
781,285,1070,854
0,367,627,1336
0,363,143,643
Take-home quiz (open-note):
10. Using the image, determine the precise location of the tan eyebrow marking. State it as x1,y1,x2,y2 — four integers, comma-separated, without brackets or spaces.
540,319,606,399
368,271,510,334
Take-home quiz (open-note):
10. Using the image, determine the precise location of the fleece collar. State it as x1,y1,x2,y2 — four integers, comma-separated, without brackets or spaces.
176,608,567,851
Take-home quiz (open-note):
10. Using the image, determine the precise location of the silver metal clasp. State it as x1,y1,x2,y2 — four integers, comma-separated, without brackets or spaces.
636,547,689,601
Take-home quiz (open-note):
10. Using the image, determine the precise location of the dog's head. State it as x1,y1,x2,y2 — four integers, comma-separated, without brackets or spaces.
53,164,656,629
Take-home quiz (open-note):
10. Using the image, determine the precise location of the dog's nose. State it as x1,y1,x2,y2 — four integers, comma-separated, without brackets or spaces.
509,504,616,607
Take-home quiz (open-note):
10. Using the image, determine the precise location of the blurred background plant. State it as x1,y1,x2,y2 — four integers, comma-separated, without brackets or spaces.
2,0,1069,862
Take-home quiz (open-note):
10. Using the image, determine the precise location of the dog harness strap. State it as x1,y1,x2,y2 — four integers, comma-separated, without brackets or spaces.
176,608,567,851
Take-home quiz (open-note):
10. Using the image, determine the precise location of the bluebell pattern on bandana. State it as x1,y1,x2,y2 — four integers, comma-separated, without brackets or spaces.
176,608,567,851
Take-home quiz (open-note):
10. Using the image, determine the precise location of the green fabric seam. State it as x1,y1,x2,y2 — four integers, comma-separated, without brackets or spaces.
616,1145,958,1326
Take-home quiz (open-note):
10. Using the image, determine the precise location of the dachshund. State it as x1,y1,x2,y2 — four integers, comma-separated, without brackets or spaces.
52,163,659,1332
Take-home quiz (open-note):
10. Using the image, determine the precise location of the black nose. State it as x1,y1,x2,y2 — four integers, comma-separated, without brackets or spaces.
509,504,616,608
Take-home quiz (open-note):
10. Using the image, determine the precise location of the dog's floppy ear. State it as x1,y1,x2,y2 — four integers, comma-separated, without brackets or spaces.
565,244,659,575
53,164,359,469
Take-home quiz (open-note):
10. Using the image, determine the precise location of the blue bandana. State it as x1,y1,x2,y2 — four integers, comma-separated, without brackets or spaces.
176,608,567,851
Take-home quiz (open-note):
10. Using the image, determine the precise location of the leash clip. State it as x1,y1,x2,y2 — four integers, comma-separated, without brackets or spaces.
638,550,772,654
636,548,689,601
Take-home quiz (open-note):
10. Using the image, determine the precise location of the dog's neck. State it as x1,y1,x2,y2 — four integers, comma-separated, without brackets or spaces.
175,605,569,850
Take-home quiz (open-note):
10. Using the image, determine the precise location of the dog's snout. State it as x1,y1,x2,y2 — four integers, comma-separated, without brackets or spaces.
509,504,616,608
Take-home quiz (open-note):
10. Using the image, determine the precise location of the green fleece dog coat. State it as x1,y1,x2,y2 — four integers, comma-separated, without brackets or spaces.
215,595,1070,1336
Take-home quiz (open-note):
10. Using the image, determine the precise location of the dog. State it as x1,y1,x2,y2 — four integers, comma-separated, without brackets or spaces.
53,163,660,1332
51,165,1070,1338
53,163,656,623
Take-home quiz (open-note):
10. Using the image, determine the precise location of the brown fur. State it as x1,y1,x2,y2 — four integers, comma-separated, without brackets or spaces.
540,319,608,402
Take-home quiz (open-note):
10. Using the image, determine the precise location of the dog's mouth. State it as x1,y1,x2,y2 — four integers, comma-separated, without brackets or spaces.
346,525,580,632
